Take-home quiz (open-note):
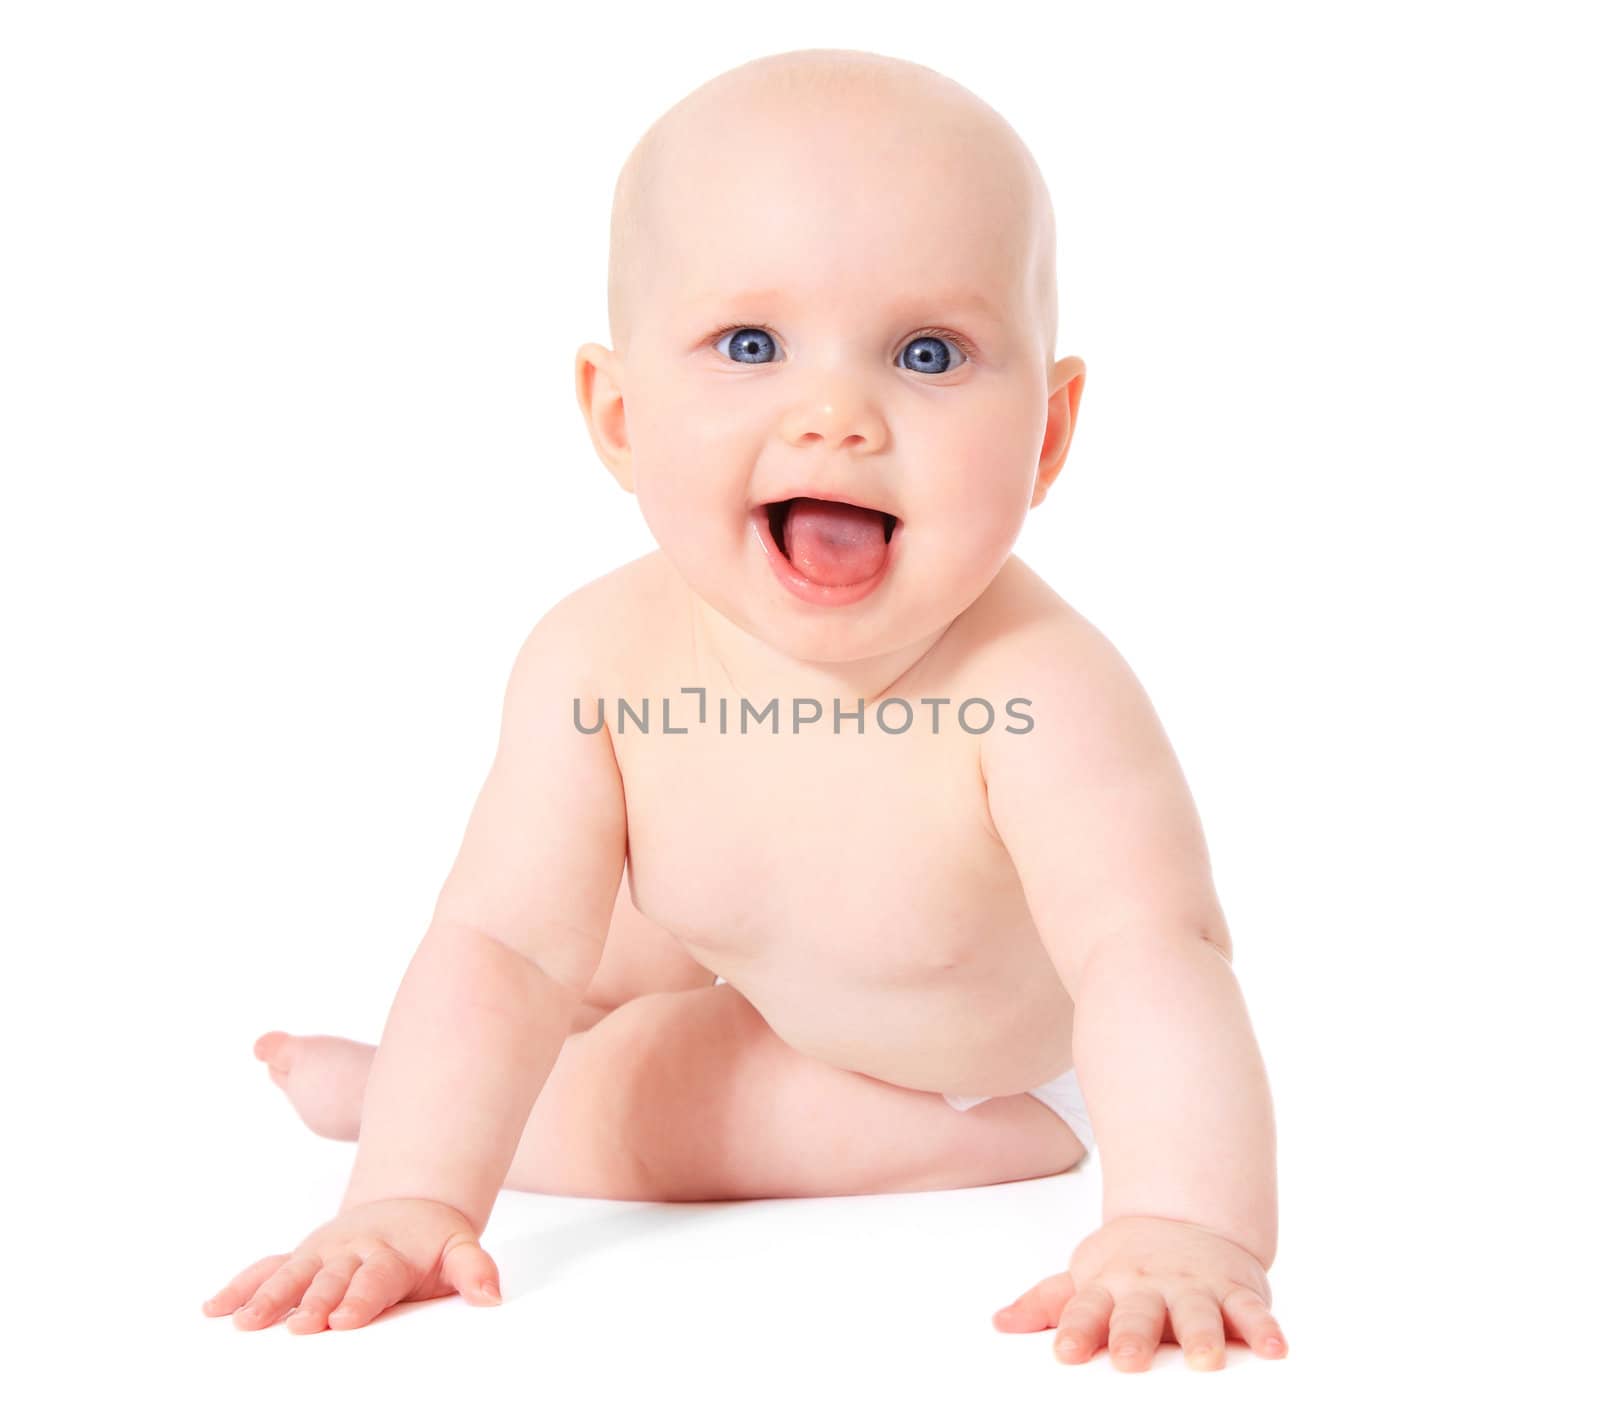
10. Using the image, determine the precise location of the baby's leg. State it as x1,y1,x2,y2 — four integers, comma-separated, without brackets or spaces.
257,876,709,1139
258,983,1084,1201
254,1000,612,1142
506,983,1087,1201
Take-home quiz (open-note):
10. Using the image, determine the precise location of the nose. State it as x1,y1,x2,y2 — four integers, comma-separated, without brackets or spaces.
778,390,888,455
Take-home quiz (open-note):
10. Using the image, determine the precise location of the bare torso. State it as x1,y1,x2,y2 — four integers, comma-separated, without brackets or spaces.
583,550,1081,1099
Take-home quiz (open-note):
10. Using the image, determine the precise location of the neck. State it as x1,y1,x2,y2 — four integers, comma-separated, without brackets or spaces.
684,585,954,711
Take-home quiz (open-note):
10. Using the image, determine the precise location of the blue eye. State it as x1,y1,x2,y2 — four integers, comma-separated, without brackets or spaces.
897,332,966,375
713,326,971,372
717,327,780,364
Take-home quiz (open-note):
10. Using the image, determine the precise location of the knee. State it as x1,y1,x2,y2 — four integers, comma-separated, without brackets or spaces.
518,1008,664,1201
559,989,721,1199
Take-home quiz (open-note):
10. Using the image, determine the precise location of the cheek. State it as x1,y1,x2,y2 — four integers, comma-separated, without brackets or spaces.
915,406,1039,533
629,387,747,530
632,372,760,457
635,474,729,563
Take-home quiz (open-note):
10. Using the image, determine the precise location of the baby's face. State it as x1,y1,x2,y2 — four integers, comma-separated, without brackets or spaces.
599,103,1079,664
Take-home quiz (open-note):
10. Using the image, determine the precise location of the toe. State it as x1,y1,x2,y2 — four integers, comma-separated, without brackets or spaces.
254,1031,293,1069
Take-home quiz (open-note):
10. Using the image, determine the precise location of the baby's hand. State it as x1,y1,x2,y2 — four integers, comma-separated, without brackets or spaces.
992,1216,1287,1371
201,1198,502,1333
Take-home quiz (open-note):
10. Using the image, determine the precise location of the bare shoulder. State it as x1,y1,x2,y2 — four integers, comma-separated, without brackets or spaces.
517,550,677,689
954,555,1119,682
969,555,1171,764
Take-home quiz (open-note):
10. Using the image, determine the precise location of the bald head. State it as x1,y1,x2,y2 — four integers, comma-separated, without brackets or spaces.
606,49,1058,362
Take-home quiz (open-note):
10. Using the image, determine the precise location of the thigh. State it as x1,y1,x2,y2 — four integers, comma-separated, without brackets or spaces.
525,982,1086,1202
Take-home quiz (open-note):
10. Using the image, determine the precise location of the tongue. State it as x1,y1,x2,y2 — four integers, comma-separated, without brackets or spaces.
781,498,889,586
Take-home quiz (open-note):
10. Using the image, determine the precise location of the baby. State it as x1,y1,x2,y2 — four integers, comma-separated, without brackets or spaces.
203,48,1286,1372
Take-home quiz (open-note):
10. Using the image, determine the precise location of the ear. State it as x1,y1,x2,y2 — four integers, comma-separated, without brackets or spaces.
574,342,634,493
1029,356,1087,509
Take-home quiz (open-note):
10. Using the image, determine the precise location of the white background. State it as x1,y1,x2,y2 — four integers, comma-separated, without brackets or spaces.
3,2,1594,1418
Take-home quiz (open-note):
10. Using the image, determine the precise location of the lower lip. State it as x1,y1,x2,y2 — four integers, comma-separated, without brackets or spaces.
751,504,899,608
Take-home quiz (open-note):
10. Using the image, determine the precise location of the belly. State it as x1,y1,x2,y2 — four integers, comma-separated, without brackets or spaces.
630,826,1080,1099
712,931,1079,1098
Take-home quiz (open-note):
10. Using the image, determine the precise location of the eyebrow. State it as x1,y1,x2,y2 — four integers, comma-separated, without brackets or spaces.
689,287,1005,324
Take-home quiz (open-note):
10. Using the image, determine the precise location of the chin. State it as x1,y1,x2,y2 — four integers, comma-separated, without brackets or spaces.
718,590,896,663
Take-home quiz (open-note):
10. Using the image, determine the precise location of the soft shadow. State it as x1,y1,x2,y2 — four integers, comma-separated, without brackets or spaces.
494,1198,747,1297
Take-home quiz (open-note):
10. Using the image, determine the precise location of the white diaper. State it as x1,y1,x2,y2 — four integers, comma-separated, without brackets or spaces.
944,1066,1095,1155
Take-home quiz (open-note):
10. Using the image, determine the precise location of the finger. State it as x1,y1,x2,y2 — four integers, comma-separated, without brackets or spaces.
234,1256,321,1331
1106,1288,1166,1372
285,1256,361,1335
1168,1289,1228,1370
437,1233,502,1306
1220,1285,1288,1359
327,1247,413,1330
203,1254,290,1316
1054,1283,1113,1364
993,1270,1076,1332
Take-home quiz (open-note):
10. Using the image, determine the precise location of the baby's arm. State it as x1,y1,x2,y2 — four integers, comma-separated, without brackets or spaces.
340,595,627,1228
206,592,626,1332
982,614,1285,1369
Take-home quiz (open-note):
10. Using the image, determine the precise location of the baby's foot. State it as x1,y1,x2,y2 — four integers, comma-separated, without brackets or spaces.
253,1032,375,1141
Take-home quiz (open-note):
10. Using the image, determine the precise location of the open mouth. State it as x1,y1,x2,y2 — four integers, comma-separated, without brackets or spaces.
764,498,899,562
754,496,901,607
